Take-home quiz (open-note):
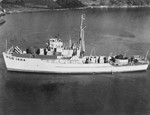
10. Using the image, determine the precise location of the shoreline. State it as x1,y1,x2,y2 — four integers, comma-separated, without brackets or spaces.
2,4,150,14
87,5,150,9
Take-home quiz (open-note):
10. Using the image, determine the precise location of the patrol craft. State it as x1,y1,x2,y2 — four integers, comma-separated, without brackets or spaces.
2,14,149,74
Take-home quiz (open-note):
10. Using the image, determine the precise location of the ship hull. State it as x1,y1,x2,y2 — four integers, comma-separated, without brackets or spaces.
3,52,149,74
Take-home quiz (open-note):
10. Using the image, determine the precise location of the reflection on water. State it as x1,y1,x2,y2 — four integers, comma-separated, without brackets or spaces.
0,8,150,114
2,71,150,115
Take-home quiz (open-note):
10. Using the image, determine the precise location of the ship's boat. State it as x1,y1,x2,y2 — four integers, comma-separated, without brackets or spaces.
0,9,6,25
2,14,149,74
0,16,5,25
0,9,6,16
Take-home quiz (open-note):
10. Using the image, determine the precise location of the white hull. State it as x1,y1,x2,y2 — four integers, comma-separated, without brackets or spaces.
3,52,149,74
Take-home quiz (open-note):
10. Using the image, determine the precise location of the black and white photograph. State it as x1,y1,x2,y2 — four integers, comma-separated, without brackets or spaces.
0,0,150,115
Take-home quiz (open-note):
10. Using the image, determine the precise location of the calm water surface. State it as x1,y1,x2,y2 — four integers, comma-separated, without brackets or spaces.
0,8,150,115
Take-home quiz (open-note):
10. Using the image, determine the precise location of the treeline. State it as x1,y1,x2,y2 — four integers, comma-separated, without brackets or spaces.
1,0,24,4
1,0,150,8
1,0,84,8
56,0,84,8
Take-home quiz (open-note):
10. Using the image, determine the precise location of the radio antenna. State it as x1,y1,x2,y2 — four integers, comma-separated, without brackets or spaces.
145,50,149,60
6,39,7,53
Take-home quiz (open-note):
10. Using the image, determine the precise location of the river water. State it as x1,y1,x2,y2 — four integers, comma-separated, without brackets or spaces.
0,8,150,115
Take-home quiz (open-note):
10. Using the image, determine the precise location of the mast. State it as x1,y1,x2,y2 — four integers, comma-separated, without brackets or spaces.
80,14,86,53
69,36,72,48
6,39,7,53
145,50,149,60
